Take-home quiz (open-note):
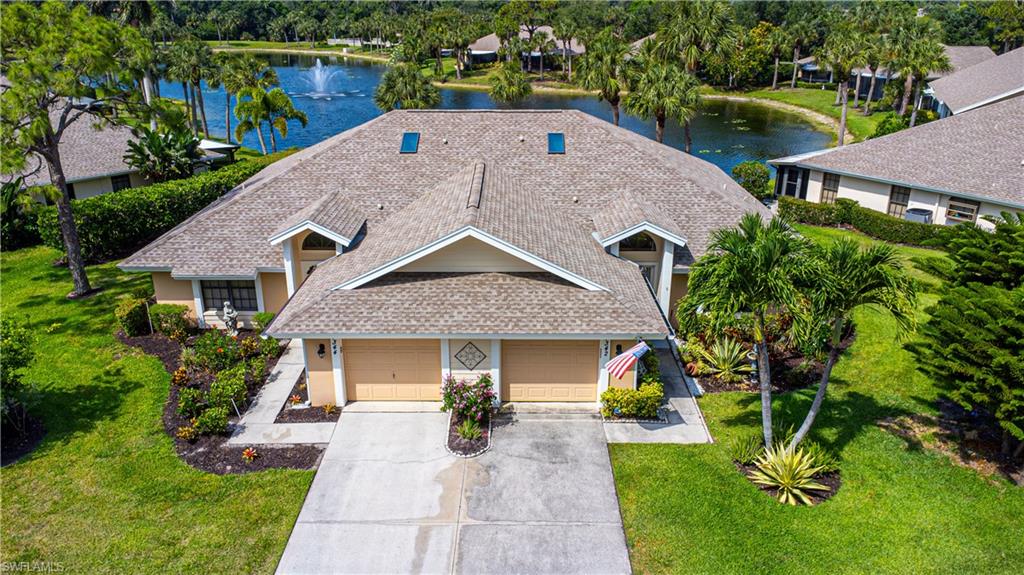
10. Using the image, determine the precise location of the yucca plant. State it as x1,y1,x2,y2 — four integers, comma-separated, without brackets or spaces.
456,419,482,441
748,443,829,505
697,337,754,382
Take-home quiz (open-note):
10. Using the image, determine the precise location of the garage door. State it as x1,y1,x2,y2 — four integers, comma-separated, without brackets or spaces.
343,339,441,401
503,340,599,402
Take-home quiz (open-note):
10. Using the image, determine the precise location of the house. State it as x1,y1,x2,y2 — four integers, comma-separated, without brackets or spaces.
769,96,1023,230
469,26,585,64
120,110,768,407
928,46,1024,117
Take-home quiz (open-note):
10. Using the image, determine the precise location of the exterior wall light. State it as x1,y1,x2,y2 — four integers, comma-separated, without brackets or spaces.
317,343,326,359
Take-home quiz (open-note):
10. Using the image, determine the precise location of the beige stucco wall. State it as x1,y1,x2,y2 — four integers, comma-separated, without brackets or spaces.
608,339,637,389
448,338,494,381
401,237,540,272
260,272,289,314
805,170,824,203
834,174,891,213
304,338,335,406
669,274,689,329
295,229,337,281
151,272,196,321
71,172,151,200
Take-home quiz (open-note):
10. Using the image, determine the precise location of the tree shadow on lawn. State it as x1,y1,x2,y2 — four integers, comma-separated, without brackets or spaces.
10,268,147,336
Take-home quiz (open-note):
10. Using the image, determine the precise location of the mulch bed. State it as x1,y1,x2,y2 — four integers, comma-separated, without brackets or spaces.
1,412,46,467
446,414,490,457
120,330,325,475
274,372,342,424
736,461,842,505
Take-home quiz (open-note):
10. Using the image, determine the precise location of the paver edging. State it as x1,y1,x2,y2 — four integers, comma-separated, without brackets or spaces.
443,410,492,458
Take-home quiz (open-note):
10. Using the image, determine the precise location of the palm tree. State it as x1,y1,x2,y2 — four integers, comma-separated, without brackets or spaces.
114,0,158,129
890,18,946,117
766,25,791,90
907,28,951,127
623,44,701,149
209,53,278,145
576,28,630,126
815,26,860,146
234,87,307,154
373,63,441,111
678,214,811,447
788,239,916,449
787,19,817,89
262,89,308,153
655,0,737,73
552,15,580,81
533,31,557,81
489,61,532,104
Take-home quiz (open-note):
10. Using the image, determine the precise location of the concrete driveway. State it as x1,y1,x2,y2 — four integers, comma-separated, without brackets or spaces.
276,412,630,574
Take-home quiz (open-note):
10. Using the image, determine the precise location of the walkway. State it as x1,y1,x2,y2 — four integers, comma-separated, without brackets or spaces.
602,345,713,444
227,339,336,445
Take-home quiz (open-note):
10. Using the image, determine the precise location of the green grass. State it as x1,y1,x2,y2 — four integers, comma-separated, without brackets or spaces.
611,226,1024,574
0,247,314,573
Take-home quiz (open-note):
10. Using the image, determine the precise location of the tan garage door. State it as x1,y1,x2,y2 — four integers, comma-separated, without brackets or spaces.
343,339,441,401
503,340,599,402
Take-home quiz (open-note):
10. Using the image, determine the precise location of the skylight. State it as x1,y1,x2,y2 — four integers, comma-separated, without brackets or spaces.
400,132,420,154
547,132,565,154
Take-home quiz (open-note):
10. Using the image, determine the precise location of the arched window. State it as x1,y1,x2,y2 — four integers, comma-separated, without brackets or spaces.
619,232,656,251
302,232,335,251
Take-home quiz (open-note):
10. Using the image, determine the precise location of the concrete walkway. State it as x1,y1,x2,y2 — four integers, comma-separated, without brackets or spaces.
603,346,713,444
227,339,336,445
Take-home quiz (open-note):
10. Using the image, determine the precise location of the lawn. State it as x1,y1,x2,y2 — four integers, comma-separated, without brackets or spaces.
0,247,314,573
611,225,1024,574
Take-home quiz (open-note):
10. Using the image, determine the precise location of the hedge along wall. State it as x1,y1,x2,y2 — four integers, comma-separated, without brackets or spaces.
778,196,943,247
37,152,293,263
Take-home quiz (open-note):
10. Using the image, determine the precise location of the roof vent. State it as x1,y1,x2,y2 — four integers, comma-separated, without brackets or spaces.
572,196,579,203
518,135,525,142
400,132,420,154
377,203,384,210
547,132,565,154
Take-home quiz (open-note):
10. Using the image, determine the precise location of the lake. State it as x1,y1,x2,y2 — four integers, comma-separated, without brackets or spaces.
159,53,831,176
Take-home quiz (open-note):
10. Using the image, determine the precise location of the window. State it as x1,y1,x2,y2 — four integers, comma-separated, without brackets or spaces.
887,185,911,218
301,232,335,250
620,232,657,251
946,198,979,224
547,132,565,154
399,132,420,153
111,174,132,192
201,280,258,311
781,166,809,200
820,173,840,204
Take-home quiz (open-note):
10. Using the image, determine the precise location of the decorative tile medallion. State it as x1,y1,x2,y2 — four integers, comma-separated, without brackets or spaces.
455,342,486,370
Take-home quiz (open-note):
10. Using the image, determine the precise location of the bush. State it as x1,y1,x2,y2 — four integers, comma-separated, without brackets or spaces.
729,433,764,465
748,443,829,505
239,336,261,358
777,196,840,226
245,356,267,384
148,303,190,336
600,381,664,419
35,153,290,262
208,365,247,410
869,112,909,139
697,337,753,383
456,418,483,440
0,319,35,426
440,373,496,422
803,440,840,473
260,336,282,358
732,161,771,199
192,331,241,371
252,312,275,332
177,387,205,418
194,406,229,435
115,298,150,337
778,196,942,246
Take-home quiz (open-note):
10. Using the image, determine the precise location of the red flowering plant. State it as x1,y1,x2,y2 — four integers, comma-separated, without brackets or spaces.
289,394,303,405
241,447,258,463
440,373,496,423
191,331,241,371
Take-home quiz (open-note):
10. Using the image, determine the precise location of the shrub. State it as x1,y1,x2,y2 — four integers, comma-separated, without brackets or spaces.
0,318,35,396
176,387,205,418
192,331,241,371
260,336,282,358
778,196,942,246
732,161,771,199
195,406,229,435
869,112,908,139
697,337,754,382
440,373,496,422
209,365,247,410
171,366,189,386
115,298,150,337
748,443,829,505
178,347,198,370
245,356,267,384
804,440,840,473
148,303,190,336
322,403,337,415
600,381,664,419
777,196,839,226
456,418,483,440
175,423,198,441
729,433,764,465
35,153,290,262
252,312,276,332
239,336,261,358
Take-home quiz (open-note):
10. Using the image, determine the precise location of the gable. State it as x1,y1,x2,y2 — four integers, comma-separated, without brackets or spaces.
398,236,542,273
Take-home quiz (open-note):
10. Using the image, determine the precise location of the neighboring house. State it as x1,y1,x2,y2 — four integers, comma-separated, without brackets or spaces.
769,96,1023,230
928,46,1024,117
470,26,585,64
18,110,151,199
120,110,767,407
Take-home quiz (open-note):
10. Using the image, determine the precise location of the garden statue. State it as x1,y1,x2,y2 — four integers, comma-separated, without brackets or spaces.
222,301,239,336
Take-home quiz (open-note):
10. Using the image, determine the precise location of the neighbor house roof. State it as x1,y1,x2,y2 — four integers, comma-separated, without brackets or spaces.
802,45,997,80
929,46,1024,114
769,96,1024,208
470,26,585,55
18,109,140,188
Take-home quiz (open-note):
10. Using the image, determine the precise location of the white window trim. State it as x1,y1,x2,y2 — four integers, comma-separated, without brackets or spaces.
599,222,687,251
268,221,354,247
191,280,206,328
657,241,675,315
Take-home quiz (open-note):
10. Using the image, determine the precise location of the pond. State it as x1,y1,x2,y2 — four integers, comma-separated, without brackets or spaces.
158,53,831,176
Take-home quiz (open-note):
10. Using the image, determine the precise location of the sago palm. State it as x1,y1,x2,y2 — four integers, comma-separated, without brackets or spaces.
576,27,629,126
373,63,441,111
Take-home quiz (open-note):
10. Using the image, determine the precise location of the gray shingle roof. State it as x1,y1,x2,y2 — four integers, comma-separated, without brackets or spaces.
592,191,690,245
929,46,1024,114
271,190,366,244
769,96,1024,208
932,45,997,79
18,109,139,187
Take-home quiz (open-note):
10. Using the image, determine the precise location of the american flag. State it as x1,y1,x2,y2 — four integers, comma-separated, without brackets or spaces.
605,341,651,379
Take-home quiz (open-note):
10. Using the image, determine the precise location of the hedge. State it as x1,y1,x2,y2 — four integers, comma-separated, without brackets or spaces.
600,379,664,419
778,196,943,246
36,151,292,262
115,298,149,337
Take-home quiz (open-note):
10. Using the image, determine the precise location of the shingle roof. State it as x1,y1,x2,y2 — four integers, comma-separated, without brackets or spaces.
122,109,768,279
929,46,1024,114
271,190,366,244
769,96,1024,208
933,45,997,79
18,109,139,187
470,26,585,54
592,191,689,245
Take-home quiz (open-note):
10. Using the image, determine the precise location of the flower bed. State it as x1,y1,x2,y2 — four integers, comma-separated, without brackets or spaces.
274,372,342,424
441,373,495,457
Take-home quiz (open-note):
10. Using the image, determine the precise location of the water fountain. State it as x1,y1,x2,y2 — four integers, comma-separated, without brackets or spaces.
302,58,341,99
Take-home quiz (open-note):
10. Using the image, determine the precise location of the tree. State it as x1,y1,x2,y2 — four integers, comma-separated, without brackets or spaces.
765,24,790,90
788,239,916,448
787,19,817,89
552,13,581,81
889,18,946,118
906,23,950,127
815,24,861,146
113,0,159,129
0,318,36,434
576,28,630,126
123,126,201,183
655,0,737,73
1,1,152,297
209,53,278,145
678,214,811,446
984,0,1024,52
533,31,557,81
731,161,771,199
624,43,701,149
234,87,307,154
165,37,215,138
489,61,533,104
374,63,441,111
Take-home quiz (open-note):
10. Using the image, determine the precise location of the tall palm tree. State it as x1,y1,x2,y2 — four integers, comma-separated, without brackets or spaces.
114,0,158,128
552,14,580,81
373,63,441,111
655,0,736,73
766,25,791,91
576,27,630,126
209,53,278,145
788,239,916,449
815,25,860,146
533,31,557,81
234,87,307,154
489,61,532,104
678,214,811,447
890,18,946,117
623,43,701,149
907,29,951,127
787,19,817,88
